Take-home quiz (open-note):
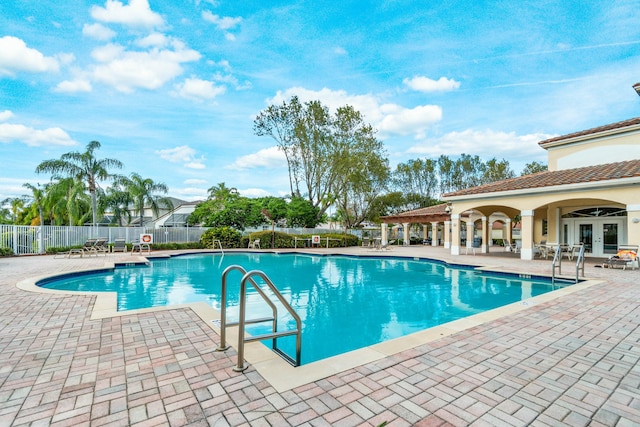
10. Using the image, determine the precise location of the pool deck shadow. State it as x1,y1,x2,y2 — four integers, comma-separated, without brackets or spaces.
1,246,639,426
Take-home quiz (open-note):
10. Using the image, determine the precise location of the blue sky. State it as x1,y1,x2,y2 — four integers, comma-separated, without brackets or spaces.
2,0,640,203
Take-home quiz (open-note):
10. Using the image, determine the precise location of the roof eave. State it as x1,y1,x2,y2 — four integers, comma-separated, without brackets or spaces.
442,176,640,202
539,124,640,149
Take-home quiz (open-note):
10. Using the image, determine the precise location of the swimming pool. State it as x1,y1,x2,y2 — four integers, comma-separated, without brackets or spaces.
40,252,569,364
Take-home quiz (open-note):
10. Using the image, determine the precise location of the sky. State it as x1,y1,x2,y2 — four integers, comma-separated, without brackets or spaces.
2,0,640,204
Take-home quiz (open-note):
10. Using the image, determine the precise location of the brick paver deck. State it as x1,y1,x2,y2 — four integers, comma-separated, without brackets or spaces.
1,247,639,426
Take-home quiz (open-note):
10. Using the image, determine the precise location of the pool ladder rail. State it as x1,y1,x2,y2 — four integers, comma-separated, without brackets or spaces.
551,243,585,284
216,265,302,371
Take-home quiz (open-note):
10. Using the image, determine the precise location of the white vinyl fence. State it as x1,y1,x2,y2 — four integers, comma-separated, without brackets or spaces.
0,225,207,256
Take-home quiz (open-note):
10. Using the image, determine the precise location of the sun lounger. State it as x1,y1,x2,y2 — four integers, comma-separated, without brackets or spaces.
603,245,639,270
111,238,127,253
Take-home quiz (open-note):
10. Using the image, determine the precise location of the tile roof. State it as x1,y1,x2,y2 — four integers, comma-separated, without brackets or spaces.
381,203,450,222
443,159,640,198
539,117,640,146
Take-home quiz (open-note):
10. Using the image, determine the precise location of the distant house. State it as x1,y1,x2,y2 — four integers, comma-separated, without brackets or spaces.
382,117,640,259
101,197,199,228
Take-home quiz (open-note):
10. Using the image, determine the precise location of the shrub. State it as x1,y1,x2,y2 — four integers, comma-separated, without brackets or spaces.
248,230,295,249
201,227,243,248
0,247,13,257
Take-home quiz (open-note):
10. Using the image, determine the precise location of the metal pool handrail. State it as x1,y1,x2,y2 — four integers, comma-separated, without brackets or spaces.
215,265,302,371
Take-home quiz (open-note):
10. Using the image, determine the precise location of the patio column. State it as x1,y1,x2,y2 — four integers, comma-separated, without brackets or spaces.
403,222,410,246
505,218,512,247
466,221,474,250
444,220,451,249
381,223,388,246
481,216,487,253
422,223,428,243
627,204,640,245
451,215,461,255
431,222,439,246
520,210,534,260
488,220,493,247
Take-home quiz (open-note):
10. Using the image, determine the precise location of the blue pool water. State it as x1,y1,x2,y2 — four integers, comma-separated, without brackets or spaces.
40,252,568,364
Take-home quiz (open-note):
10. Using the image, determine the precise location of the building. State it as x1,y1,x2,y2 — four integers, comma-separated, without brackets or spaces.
381,117,640,259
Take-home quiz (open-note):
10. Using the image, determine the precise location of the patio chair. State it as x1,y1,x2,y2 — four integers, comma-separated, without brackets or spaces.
131,239,151,255
78,238,98,257
602,245,639,270
112,238,127,253
249,239,261,249
92,237,109,255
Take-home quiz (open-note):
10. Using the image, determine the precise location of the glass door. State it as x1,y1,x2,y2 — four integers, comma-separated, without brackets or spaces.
602,223,619,255
579,224,592,254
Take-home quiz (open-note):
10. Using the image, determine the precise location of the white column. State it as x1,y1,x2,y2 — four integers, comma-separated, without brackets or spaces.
627,204,640,246
481,216,487,253
444,221,451,249
505,218,512,246
520,210,534,260
466,221,474,249
403,222,410,246
451,215,461,255
381,223,388,246
431,222,439,246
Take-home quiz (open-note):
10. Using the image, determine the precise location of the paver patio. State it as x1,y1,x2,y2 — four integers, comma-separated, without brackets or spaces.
1,247,639,426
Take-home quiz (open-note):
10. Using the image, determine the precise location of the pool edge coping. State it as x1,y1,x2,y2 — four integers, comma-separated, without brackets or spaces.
15,251,605,392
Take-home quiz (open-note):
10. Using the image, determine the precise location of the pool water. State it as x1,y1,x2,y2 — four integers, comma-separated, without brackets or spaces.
40,252,567,364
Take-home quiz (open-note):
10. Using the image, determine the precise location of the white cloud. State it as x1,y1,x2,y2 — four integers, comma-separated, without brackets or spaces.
90,41,201,92
268,87,442,139
239,188,272,198
135,32,169,48
82,23,117,41
170,186,207,201
90,0,164,29
173,77,226,101
183,178,207,185
377,104,442,138
202,11,242,30
0,123,77,147
403,76,461,92
226,146,286,170
0,110,14,121
0,36,59,76
406,129,553,162
202,11,241,40
156,145,205,169
55,79,93,93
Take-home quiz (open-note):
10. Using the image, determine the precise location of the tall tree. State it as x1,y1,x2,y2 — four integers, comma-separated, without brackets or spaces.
483,158,515,183
521,161,547,175
392,158,438,209
331,105,390,228
254,96,303,196
35,141,123,226
119,173,172,227
255,97,388,222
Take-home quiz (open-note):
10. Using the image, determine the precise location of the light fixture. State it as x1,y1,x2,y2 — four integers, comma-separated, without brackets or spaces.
634,82,640,97
444,202,452,214
633,217,640,224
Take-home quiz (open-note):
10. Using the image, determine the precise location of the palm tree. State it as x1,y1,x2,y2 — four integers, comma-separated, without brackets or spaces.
23,183,46,226
207,182,239,208
35,141,123,226
1,197,26,224
120,173,172,226
100,184,133,226
45,178,91,225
